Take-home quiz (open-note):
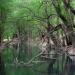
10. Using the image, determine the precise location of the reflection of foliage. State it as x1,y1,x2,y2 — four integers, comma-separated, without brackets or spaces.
3,47,14,63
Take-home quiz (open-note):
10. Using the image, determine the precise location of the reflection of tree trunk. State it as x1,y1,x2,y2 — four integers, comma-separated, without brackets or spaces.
48,59,56,75
0,53,5,75
61,56,72,75
69,62,75,75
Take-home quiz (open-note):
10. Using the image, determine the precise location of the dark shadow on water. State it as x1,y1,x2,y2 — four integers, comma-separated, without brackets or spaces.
69,62,75,75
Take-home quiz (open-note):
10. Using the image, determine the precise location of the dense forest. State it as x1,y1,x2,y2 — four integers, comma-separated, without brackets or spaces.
0,0,75,75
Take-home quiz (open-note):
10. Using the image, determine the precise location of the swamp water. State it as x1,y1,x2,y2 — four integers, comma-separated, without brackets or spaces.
2,46,69,75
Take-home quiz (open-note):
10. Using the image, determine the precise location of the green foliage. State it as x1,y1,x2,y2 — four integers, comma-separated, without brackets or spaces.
0,0,75,39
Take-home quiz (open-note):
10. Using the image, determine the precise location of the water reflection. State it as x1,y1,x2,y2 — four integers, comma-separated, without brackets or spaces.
3,45,48,75
3,44,71,75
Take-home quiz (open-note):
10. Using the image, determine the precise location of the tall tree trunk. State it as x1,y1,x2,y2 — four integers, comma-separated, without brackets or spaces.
0,6,6,75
